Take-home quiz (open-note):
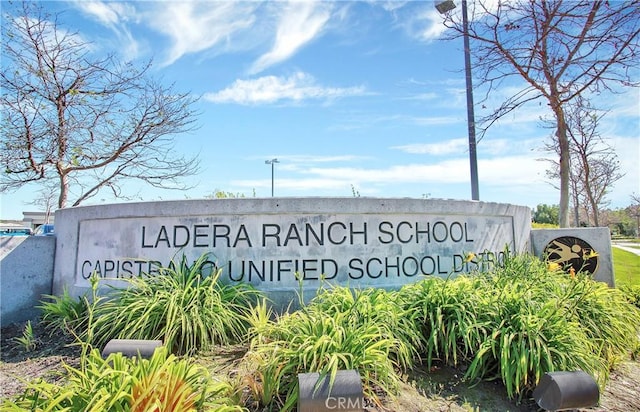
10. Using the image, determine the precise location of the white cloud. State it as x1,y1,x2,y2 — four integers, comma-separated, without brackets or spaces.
146,2,259,66
262,155,370,164
610,135,640,205
376,1,410,13
412,115,462,126
72,1,334,70
303,162,468,183
404,0,502,42
75,1,122,25
416,9,450,41
479,155,550,186
393,139,467,155
204,72,366,105
73,1,140,60
249,1,332,74
392,137,534,156
230,151,552,197
231,177,354,193
394,4,449,43
400,92,439,101
328,112,458,132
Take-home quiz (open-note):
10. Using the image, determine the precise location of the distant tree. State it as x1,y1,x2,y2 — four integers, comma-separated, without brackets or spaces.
443,1,640,227
544,97,623,227
605,208,637,237
29,183,57,223
532,203,559,225
205,190,246,199
628,194,640,237
1,1,200,209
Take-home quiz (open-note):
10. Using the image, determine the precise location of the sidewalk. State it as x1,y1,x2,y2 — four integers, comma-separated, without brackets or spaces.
611,242,640,256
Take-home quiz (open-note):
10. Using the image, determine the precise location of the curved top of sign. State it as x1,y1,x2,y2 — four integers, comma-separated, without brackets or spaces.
58,197,531,218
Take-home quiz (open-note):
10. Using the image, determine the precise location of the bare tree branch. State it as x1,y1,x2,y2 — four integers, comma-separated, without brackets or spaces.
442,0,640,226
1,1,201,209
543,96,623,226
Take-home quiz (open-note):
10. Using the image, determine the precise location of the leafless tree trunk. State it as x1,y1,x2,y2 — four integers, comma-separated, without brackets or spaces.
1,1,200,209
544,96,623,227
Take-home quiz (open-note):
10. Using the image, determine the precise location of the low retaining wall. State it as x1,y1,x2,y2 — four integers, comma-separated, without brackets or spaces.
0,236,55,327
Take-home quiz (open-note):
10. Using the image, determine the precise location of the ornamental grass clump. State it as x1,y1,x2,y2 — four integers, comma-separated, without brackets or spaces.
307,284,422,366
619,284,640,309
397,275,493,368
558,276,640,369
242,285,413,411
2,346,244,412
399,252,640,400
464,288,603,399
91,253,262,354
38,288,90,336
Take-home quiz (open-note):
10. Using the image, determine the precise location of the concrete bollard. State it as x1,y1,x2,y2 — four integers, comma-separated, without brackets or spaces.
298,370,364,412
532,370,600,411
101,339,163,359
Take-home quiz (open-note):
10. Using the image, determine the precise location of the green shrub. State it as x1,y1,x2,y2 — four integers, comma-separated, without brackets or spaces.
398,276,493,368
465,294,603,399
90,253,262,354
242,285,414,411
38,288,89,336
2,346,244,411
13,320,37,352
399,253,640,400
306,284,421,366
619,284,640,309
563,278,640,368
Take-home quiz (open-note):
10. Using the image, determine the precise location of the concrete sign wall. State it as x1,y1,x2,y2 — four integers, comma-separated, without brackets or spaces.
54,198,531,307
530,227,614,286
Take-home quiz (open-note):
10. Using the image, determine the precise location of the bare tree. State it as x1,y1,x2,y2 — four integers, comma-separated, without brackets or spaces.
1,2,200,209
630,193,640,237
544,97,623,226
443,1,640,227
29,183,58,223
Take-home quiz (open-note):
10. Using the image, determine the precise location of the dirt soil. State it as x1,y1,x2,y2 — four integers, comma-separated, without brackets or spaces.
2,320,640,411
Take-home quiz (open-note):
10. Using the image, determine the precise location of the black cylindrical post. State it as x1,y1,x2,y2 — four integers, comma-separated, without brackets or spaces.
533,370,600,411
298,370,364,412
101,339,163,359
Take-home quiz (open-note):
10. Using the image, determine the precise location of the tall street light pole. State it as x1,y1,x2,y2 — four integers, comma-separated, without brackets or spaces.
436,0,480,201
265,158,279,197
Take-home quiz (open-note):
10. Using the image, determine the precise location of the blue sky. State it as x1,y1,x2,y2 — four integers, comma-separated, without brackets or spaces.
2,0,639,221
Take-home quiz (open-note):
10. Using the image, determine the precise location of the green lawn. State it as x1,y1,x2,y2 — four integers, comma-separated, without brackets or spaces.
613,247,640,287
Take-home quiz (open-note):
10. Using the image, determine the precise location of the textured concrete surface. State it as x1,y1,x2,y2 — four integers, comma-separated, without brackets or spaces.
531,227,614,286
1,236,55,326
53,198,531,310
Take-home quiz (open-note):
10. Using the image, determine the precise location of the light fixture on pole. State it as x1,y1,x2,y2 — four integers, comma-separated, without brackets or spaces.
265,158,279,197
436,0,480,201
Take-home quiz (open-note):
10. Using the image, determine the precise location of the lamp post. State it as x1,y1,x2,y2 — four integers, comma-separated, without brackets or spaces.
436,0,480,201
265,158,279,197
